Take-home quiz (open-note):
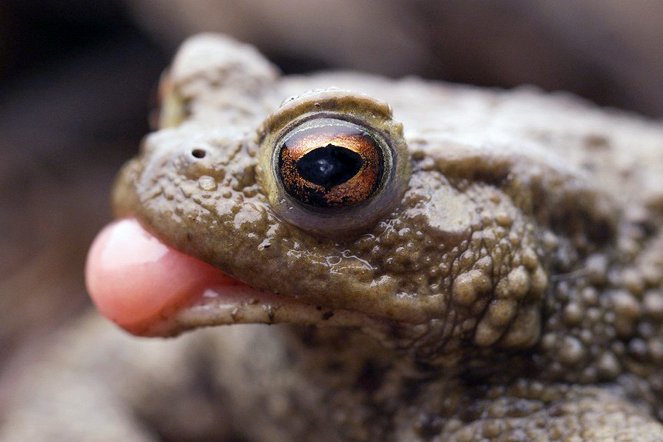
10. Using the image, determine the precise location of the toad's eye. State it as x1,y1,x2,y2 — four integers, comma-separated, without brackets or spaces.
258,90,410,236
278,119,382,208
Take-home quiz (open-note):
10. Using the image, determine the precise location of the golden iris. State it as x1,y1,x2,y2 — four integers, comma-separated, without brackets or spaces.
277,119,383,208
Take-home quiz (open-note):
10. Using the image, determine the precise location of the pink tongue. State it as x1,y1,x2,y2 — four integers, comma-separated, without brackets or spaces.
85,218,235,333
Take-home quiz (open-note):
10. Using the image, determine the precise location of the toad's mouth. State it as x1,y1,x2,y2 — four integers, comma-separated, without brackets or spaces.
85,218,375,337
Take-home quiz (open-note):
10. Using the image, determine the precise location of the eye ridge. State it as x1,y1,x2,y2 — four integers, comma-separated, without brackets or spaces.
296,144,364,190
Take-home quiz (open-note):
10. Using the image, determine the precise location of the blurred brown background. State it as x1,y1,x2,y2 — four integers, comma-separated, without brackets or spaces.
0,0,662,413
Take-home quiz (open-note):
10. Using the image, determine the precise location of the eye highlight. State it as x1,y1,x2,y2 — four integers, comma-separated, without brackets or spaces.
278,119,382,208
257,89,410,236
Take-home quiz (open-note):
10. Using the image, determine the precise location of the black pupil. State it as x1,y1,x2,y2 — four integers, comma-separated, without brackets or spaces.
296,145,363,189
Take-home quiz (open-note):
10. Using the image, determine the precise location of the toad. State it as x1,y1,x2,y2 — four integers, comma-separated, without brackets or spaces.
3,34,663,441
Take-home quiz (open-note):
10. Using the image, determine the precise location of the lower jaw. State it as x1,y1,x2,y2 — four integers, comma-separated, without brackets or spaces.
146,284,379,337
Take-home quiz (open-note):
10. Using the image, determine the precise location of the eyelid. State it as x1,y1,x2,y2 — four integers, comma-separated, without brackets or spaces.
281,118,369,159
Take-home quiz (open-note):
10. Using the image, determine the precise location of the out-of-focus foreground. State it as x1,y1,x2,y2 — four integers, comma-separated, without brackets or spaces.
0,0,661,415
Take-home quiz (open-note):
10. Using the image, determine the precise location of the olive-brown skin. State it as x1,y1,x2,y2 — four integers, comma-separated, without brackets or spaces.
3,34,663,441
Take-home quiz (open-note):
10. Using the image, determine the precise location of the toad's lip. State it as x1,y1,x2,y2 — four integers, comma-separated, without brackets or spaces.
85,218,375,337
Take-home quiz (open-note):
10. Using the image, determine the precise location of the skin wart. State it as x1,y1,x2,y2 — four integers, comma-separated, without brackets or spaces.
3,34,663,441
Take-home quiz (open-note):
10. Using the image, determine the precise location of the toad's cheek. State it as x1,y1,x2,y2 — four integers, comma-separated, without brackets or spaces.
85,218,235,333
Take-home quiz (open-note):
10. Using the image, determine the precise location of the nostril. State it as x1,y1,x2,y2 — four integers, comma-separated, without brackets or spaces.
191,148,207,159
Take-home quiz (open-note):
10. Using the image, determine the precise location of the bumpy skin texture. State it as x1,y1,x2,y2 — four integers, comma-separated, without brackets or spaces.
4,34,663,441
